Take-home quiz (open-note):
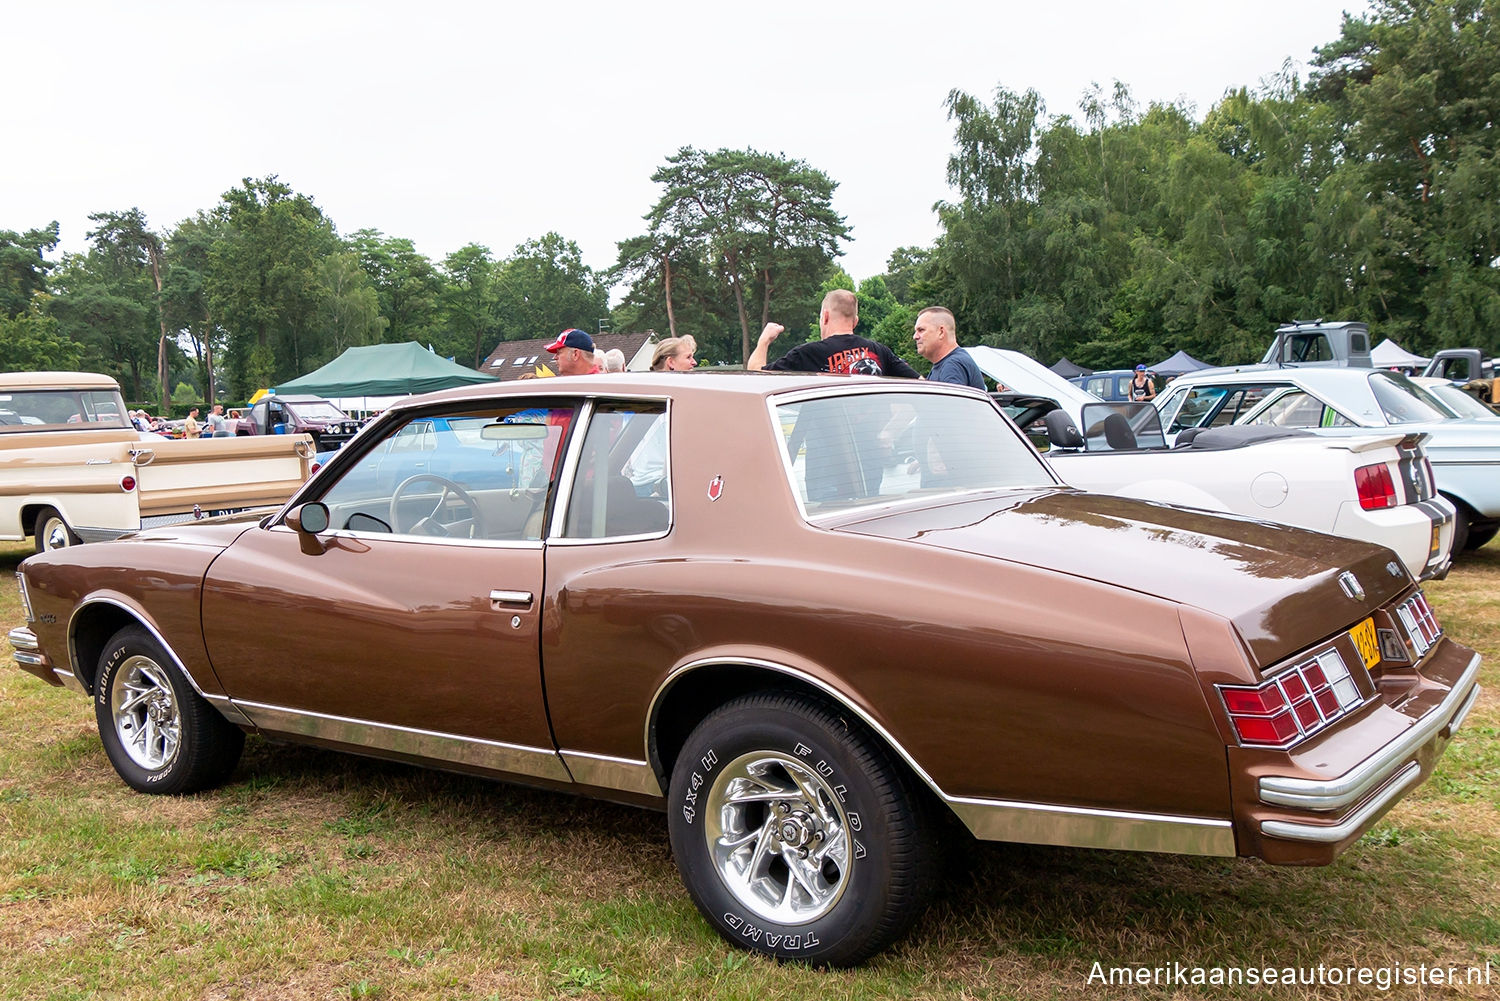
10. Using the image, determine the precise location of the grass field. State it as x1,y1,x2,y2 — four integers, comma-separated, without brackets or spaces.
1,537,1496,1000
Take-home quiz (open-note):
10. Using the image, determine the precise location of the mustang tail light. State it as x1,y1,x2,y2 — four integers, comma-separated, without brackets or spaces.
1218,650,1366,748
120,475,136,492
1354,462,1396,510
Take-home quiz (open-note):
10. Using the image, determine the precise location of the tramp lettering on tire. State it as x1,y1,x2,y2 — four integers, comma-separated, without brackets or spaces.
34,506,79,553
666,691,935,967
94,625,245,795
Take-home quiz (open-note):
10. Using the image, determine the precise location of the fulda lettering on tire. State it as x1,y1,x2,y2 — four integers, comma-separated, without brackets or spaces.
666,691,935,967
94,625,245,795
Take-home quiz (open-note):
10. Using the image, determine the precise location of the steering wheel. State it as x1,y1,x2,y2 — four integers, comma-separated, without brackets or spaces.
389,474,488,538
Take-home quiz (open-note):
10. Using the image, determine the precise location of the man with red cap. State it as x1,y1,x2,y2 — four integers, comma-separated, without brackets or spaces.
545,329,601,376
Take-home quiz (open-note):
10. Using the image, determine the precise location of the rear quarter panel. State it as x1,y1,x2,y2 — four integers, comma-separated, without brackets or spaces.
540,386,1232,820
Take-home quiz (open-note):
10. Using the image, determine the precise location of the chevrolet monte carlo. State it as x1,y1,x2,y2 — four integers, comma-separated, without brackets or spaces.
7,373,1483,966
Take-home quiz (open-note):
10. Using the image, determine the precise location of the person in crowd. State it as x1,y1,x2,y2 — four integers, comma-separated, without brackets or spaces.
206,404,229,437
129,410,151,432
912,306,984,389
603,348,627,373
1129,364,1156,401
183,407,201,439
650,335,697,371
545,329,601,376
748,289,919,377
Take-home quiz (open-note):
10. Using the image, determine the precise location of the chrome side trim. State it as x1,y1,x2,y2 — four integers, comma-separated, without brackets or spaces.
648,656,949,794
66,597,226,709
53,669,87,695
202,694,254,727
1259,652,1481,810
265,523,545,551
649,657,1233,856
559,750,662,796
233,701,571,783
947,796,1236,857
75,526,131,544
1261,763,1422,843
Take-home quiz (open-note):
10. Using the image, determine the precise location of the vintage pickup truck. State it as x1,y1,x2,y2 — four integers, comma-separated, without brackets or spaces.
1,372,315,552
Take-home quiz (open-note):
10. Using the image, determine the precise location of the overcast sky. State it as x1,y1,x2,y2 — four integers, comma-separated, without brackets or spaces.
7,0,1366,285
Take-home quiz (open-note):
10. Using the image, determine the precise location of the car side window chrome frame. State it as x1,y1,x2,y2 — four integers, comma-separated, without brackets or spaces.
551,398,674,545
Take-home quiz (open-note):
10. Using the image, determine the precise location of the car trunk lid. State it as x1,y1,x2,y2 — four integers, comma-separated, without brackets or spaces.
831,488,1408,667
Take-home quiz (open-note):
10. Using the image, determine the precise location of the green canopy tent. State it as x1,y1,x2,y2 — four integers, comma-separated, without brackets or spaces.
273,342,497,397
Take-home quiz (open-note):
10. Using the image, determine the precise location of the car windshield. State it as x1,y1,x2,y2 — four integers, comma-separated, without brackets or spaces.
775,390,1052,513
1368,371,1450,424
285,401,350,422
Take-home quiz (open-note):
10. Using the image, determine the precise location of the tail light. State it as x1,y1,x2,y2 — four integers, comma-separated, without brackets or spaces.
1395,592,1442,654
120,475,136,492
1355,462,1396,510
1218,651,1365,748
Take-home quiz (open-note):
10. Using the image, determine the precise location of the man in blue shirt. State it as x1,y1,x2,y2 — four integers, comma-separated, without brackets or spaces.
914,307,985,389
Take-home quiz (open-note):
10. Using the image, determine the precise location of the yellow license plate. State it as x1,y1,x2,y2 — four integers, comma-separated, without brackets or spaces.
1350,616,1380,670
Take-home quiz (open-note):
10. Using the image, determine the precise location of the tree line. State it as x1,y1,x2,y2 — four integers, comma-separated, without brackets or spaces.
2,0,1495,403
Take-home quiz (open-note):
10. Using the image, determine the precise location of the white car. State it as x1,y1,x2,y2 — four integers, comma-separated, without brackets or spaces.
1155,367,1500,552
969,348,1455,580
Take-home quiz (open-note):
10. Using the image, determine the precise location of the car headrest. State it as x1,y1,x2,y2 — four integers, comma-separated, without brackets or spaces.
1043,409,1085,449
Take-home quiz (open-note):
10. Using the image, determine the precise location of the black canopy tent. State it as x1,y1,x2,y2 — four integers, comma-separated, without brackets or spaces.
1049,356,1092,378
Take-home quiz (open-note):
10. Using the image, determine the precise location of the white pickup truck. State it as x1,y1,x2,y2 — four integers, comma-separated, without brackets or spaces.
1,372,315,552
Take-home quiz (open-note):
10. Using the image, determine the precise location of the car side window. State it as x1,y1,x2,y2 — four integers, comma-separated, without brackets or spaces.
1170,387,1227,431
1248,391,1326,428
309,404,573,542
386,420,435,454
1207,386,1276,427
561,402,671,540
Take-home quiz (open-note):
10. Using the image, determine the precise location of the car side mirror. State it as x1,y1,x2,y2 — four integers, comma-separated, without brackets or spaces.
285,502,330,554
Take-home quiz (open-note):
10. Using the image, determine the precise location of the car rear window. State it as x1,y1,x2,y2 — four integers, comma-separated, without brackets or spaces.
775,391,1053,513
1368,372,1448,424
0,389,131,431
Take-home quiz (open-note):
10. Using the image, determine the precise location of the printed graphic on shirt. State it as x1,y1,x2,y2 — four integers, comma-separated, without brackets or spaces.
826,347,884,375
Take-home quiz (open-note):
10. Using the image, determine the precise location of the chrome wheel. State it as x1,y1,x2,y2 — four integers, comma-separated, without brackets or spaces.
109,654,181,771
704,751,852,924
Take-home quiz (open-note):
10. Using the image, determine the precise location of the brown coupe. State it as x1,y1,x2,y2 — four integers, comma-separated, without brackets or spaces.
7,373,1482,965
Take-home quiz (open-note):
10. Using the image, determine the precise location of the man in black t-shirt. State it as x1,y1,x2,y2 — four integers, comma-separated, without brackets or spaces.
748,289,920,378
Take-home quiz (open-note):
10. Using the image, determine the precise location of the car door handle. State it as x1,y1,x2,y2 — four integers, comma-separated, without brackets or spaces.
489,590,533,607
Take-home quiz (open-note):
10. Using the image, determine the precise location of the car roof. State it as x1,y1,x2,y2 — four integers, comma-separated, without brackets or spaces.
383,370,968,414
0,371,121,391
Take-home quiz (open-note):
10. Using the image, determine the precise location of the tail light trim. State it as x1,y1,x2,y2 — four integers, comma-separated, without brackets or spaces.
1218,648,1368,749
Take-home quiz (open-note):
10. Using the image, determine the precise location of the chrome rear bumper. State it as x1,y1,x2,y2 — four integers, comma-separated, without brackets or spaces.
1256,651,1481,842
